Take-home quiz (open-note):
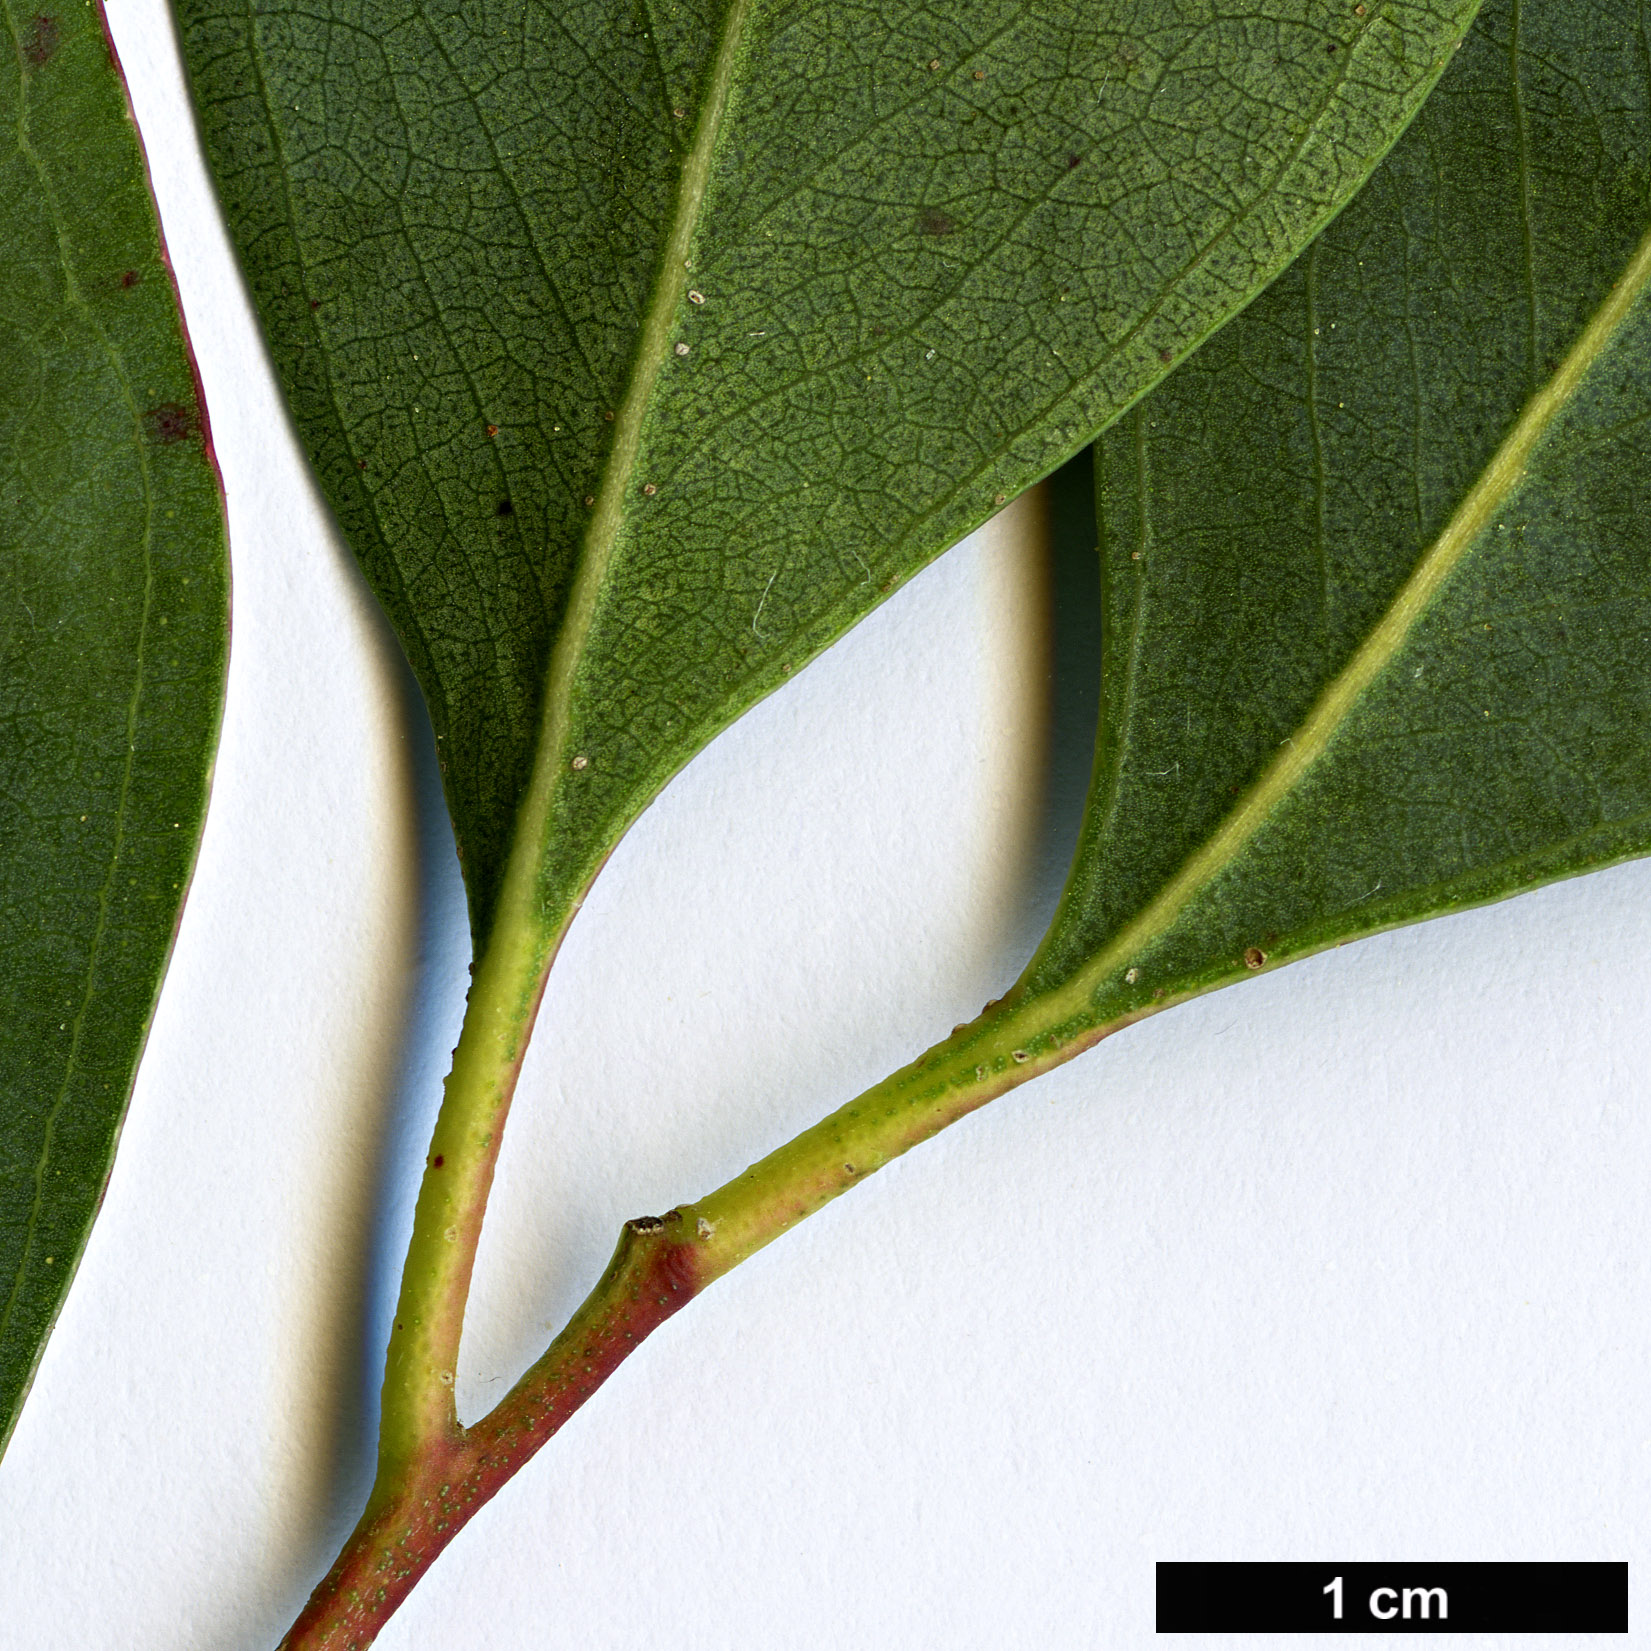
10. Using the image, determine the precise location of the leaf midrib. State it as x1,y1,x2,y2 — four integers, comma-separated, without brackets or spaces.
513,0,1443,854
1032,219,1651,1019
479,0,755,959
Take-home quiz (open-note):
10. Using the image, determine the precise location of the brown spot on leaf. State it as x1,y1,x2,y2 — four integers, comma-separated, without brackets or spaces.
1159,347,1174,363
917,207,956,236
308,297,321,310
1243,946,1267,970
432,1155,444,1168
495,499,513,517
22,15,58,67
120,269,140,290
143,402,197,445
1066,154,1082,169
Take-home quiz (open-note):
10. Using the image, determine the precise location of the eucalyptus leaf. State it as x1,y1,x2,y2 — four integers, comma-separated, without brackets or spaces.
177,0,1477,959
0,0,226,1451
1006,0,1651,1055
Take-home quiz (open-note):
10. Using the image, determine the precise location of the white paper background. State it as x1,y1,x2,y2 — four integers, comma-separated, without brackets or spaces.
2,4,1648,1646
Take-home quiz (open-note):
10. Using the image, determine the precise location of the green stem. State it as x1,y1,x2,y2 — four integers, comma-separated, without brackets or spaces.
277,980,1141,1649
373,899,563,1471
371,0,760,1485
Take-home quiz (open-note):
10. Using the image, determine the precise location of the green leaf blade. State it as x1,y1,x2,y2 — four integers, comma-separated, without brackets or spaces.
0,0,227,1452
176,0,1479,949
1024,0,1651,1037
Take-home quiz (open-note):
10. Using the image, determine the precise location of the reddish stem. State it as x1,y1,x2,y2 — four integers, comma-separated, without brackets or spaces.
278,1216,705,1650
279,988,1115,1648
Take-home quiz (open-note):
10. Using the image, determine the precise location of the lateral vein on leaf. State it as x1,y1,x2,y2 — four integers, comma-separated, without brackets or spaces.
237,0,439,683
415,13,612,398
1044,221,1651,1015
719,6,1029,249
1304,239,1333,661
1090,411,1153,863
376,52,516,498
651,0,1399,519
1508,0,1540,393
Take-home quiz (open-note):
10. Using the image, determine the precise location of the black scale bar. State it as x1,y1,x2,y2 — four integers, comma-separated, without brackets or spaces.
1157,1562,1627,1633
